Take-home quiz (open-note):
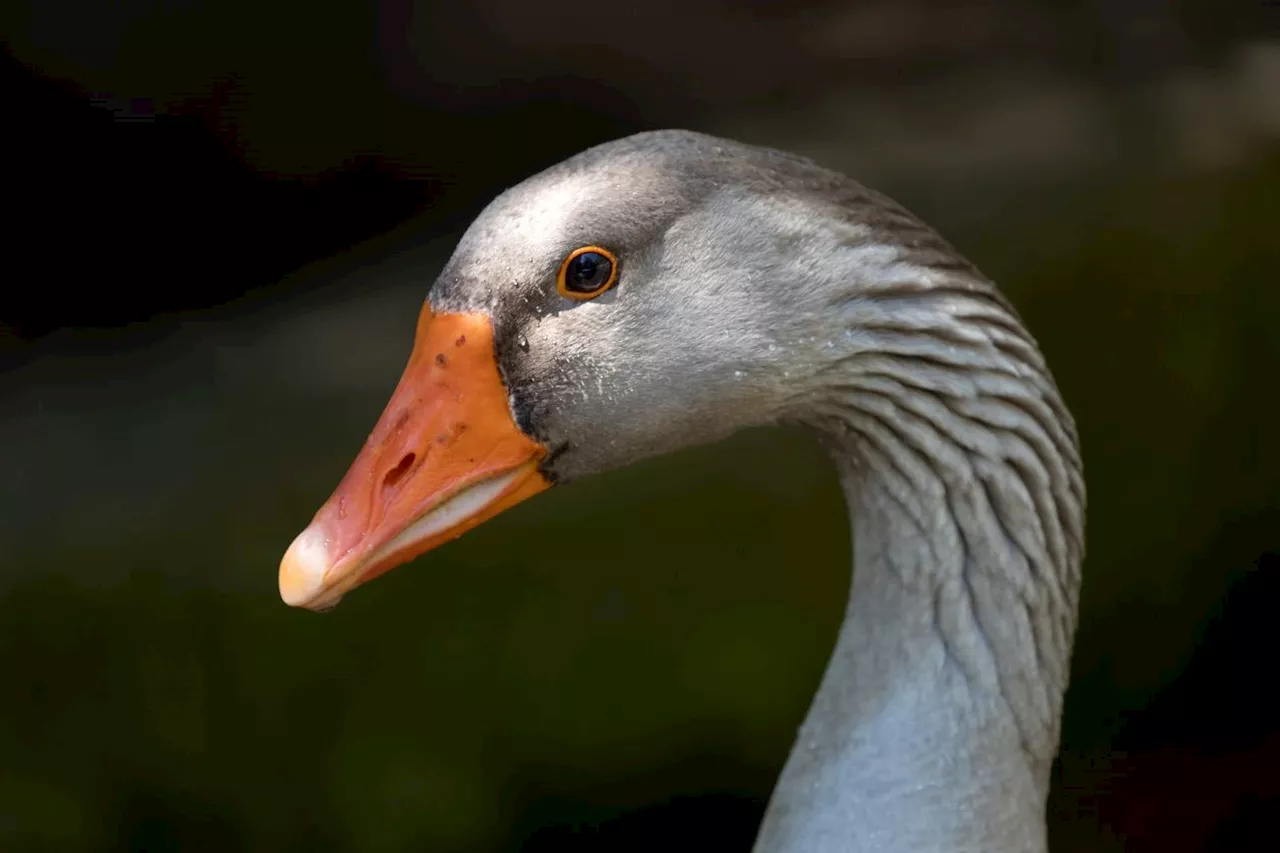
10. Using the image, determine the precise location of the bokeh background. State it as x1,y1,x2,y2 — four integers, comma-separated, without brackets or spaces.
3,1,1279,850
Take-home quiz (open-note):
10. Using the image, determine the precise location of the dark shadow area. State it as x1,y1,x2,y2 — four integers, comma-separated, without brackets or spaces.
519,793,764,852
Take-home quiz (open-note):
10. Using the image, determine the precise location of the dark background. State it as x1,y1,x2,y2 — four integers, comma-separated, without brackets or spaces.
3,1,1280,850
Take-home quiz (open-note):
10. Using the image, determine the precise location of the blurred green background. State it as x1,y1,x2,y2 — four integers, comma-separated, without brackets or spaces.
2,2,1279,851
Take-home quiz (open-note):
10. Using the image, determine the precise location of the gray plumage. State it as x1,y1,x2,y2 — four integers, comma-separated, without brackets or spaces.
430,129,1085,852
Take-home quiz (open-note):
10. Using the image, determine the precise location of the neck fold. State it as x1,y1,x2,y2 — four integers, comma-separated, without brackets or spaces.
755,284,1084,853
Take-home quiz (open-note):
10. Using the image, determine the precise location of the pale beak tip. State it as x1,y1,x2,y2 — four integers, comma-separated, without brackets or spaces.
278,526,334,609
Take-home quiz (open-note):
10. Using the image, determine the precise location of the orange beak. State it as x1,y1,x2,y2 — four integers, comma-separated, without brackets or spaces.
278,306,551,611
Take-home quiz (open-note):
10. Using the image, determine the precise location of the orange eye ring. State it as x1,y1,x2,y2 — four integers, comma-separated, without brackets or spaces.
556,246,619,301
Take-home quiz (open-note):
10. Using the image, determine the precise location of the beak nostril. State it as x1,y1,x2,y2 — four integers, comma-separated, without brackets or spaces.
383,453,416,489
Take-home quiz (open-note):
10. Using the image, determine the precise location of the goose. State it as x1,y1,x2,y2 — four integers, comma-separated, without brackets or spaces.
278,129,1085,852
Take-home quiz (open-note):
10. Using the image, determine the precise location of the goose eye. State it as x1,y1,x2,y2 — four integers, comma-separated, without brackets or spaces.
557,246,617,300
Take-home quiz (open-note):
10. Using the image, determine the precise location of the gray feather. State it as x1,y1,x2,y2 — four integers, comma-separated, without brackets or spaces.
429,129,1085,853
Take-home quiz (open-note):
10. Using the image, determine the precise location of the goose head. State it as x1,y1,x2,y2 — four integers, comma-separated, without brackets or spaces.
279,130,863,610
278,129,1083,852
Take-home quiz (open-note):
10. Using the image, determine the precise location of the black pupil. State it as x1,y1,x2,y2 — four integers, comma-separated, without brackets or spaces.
565,251,612,293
